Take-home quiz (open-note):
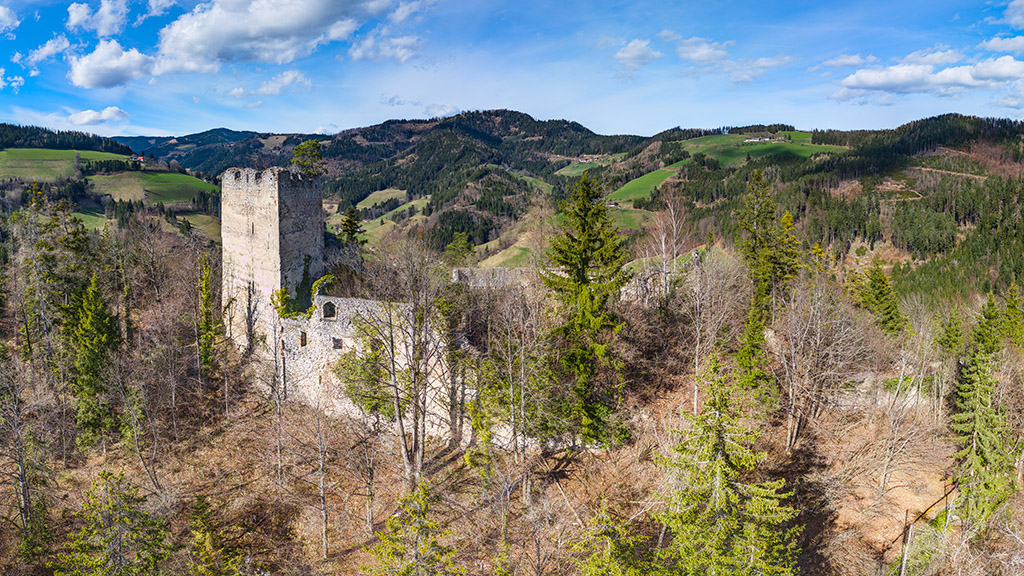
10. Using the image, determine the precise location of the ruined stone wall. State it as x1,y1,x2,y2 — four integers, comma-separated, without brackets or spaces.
220,167,324,350
277,169,324,291
221,167,283,347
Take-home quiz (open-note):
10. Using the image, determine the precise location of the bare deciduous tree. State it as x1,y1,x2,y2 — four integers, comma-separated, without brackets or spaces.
774,276,876,452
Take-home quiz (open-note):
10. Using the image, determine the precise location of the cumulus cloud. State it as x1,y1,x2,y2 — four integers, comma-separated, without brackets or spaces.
656,29,791,82
67,106,129,125
659,31,731,62
424,103,459,118
614,39,662,70
810,53,877,70
252,69,312,95
837,56,1024,97
1001,0,1024,29
727,56,796,83
380,94,420,106
389,0,432,24
901,48,963,66
349,32,419,63
980,36,1024,54
66,0,129,37
27,35,70,66
0,68,24,92
231,70,312,99
138,0,176,22
0,5,20,36
68,39,153,88
154,0,387,74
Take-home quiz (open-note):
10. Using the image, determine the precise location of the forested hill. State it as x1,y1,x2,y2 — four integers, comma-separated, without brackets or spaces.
0,123,131,154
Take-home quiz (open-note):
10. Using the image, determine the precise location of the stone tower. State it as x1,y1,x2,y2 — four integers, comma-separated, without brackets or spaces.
220,167,324,349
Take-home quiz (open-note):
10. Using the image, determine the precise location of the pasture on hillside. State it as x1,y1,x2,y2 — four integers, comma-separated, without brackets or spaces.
674,132,846,167
90,171,219,204
0,148,127,180
608,168,676,202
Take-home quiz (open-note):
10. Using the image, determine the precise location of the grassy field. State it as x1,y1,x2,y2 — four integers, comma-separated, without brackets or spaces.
332,196,431,243
91,171,218,204
177,212,222,242
672,133,846,167
0,148,127,181
556,162,601,177
356,188,406,209
608,206,651,229
608,169,676,202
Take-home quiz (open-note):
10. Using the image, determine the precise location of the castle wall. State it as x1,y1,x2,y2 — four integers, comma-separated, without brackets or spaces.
220,167,325,350
276,169,324,291
221,168,283,346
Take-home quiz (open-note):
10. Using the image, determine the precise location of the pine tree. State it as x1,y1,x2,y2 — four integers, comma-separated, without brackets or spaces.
951,295,1013,525
859,261,905,334
72,273,121,447
187,496,242,576
51,471,171,576
364,482,464,576
541,173,631,444
658,357,800,576
292,140,326,178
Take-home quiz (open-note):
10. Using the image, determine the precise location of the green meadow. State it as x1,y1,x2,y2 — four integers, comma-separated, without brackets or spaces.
0,148,127,180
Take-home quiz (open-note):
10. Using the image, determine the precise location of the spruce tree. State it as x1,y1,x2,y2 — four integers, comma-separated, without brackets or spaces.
658,357,800,576
341,206,367,245
365,483,463,576
51,472,171,576
1003,282,1024,348
738,170,802,317
573,501,649,576
541,173,631,444
859,261,905,334
72,273,121,447
188,496,242,576
951,295,1013,525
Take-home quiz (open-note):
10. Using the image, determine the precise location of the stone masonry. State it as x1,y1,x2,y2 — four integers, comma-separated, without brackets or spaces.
221,167,324,352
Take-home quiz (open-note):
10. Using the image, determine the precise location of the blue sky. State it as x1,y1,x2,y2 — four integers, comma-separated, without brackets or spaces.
1,1,1024,137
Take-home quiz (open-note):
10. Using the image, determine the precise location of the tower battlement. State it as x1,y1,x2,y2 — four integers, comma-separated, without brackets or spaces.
220,166,324,350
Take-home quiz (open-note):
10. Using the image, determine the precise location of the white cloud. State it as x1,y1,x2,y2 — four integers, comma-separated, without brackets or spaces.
0,5,20,36
232,70,312,99
389,0,432,24
154,0,390,74
614,39,662,70
659,31,731,62
144,0,175,19
67,106,129,125
349,33,419,63
66,0,129,37
424,103,459,118
901,48,962,66
68,39,153,88
727,56,795,83
0,67,24,92
998,94,1024,109
10,51,20,64
252,69,312,95
980,36,1024,54
27,35,70,66
812,53,876,70
1002,0,1024,29
838,56,1024,96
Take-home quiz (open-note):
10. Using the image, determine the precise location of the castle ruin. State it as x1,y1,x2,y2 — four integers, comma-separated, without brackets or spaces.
221,167,377,412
